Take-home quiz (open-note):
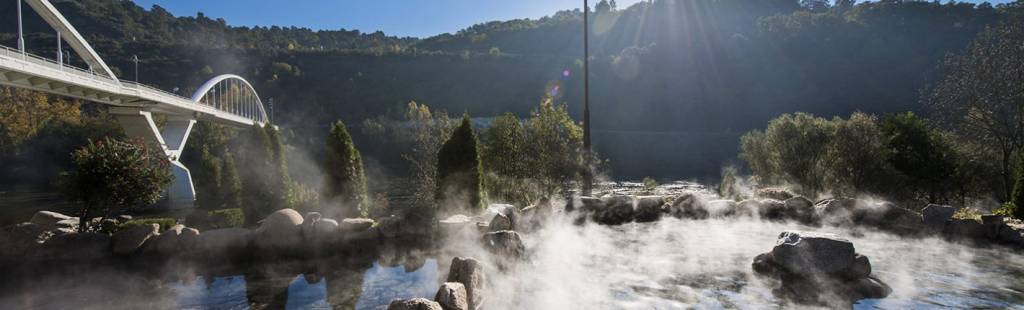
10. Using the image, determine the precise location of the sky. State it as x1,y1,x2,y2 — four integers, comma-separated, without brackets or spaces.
130,0,644,38
131,0,1012,38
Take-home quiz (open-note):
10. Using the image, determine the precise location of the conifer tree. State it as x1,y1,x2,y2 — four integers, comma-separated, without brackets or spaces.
436,115,485,214
324,120,369,218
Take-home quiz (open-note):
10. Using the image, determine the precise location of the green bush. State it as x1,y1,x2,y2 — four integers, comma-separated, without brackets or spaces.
60,137,174,232
436,115,485,214
119,218,177,232
324,120,369,218
186,208,245,230
1007,155,1024,220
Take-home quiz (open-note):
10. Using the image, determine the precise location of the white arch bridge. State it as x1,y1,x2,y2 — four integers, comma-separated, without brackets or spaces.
0,0,272,208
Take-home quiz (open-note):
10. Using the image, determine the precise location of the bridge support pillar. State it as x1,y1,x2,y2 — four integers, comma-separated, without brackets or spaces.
110,107,196,209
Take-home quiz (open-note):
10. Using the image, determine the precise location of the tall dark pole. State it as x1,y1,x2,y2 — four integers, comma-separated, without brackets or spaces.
582,0,594,196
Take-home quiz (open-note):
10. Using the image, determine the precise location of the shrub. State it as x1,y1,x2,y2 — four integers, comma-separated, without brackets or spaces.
524,98,585,196
186,208,245,230
642,177,658,194
119,218,177,232
1007,155,1024,220
323,120,369,218
437,115,485,214
482,113,531,205
60,137,173,232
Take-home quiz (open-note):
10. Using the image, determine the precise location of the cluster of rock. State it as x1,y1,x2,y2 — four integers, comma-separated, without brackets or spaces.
570,193,1024,248
0,208,381,263
752,231,891,306
388,257,485,310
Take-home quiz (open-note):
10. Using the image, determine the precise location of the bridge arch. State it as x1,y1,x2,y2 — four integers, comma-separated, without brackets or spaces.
191,74,270,125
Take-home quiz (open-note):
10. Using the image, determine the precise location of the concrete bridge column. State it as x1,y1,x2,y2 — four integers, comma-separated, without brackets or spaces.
110,107,196,209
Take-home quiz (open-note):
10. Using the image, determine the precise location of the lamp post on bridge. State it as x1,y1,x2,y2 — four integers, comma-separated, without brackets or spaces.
17,0,25,53
131,54,139,82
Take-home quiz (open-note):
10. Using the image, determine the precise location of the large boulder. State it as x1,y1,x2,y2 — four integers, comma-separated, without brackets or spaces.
860,202,923,235
339,218,375,232
922,204,956,231
36,232,111,261
752,230,890,305
112,223,159,256
30,211,74,230
771,231,856,276
705,200,737,218
379,215,432,238
0,223,49,259
388,298,443,310
487,213,513,232
667,193,708,219
944,219,986,240
255,208,304,251
783,197,815,224
813,198,857,227
195,228,251,259
997,220,1024,245
593,195,636,225
149,224,200,257
490,204,520,228
439,215,477,237
482,230,526,259
567,196,602,212
634,196,666,222
434,282,469,310
447,257,485,310
755,187,796,201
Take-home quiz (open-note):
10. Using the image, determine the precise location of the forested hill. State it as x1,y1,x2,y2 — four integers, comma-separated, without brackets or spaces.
1,0,1021,179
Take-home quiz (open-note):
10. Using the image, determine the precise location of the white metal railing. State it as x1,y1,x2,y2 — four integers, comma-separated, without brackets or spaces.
0,44,266,124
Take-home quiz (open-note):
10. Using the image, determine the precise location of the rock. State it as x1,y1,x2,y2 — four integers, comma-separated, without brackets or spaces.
379,215,431,238
112,223,159,256
30,211,74,229
149,224,199,257
313,219,340,243
843,254,872,280
447,257,485,310
754,231,890,305
982,215,1007,239
593,195,636,225
302,212,324,238
735,199,762,217
488,213,513,232
783,197,815,224
568,196,602,212
944,219,986,240
872,203,924,235
117,215,133,223
750,199,786,220
0,223,49,259
434,282,469,310
667,193,708,219
814,198,856,227
482,230,526,259
339,218,375,232
755,187,796,201
439,215,476,236
387,298,443,310
922,204,956,230
771,231,856,276
36,232,111,261
255,208,304,250
705,200,737,218
634,196,666,222
195,228,251,259
997,223,1024,245
490,204,520,228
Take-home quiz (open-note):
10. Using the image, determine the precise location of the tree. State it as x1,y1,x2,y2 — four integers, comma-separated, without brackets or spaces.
482,113,530,204
880,112,957,203
740,113,833,197
220,150,243,210
235,124,275,225
323,120,369,218
61,137,173,232
824,112,892,196
194,145,223,209
929,19,1024,200
1008,155,1024,220
437,114,485,215
596,0,612,14
525,98,586,196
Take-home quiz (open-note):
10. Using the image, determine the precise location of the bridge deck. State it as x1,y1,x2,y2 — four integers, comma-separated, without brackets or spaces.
0,44,261,127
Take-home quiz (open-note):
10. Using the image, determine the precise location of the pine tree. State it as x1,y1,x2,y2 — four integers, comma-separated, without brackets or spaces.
323,120,369,218
220,150,243,210
436,115,485,215
194,145,223,209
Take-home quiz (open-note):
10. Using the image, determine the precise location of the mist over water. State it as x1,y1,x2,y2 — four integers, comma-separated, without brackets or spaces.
3,188,1024,309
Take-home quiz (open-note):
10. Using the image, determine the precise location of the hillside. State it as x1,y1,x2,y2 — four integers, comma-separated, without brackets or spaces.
1,0,1021,178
